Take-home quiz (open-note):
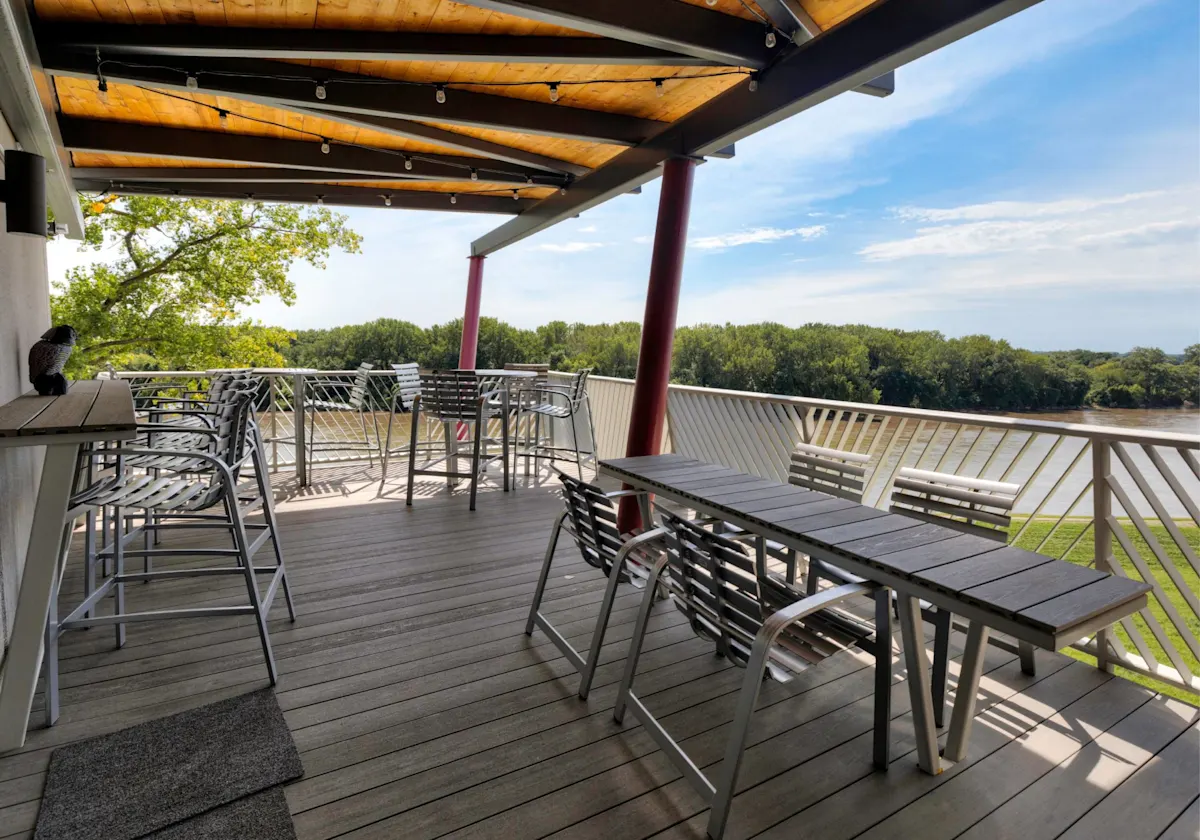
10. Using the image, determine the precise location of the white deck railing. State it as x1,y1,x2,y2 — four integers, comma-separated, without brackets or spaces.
111,368,1199,696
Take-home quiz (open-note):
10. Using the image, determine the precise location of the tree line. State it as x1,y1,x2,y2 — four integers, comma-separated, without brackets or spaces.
284,319,1200,411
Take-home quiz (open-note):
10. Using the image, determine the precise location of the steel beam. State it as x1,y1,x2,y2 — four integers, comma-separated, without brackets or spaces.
472,0,1043,255
73,178,530,213
58,117,567,186
456,0,774,68
69,166,435,184
43,50,664,146
39,23,711,66
0,0,83,237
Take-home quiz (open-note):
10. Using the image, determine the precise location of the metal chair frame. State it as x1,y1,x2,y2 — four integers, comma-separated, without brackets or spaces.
44,391,295,726
512,368,596,482
380,362,429,486
304,361,381,467
613,513,889,840
890,467,1036,675
405,371,509,511
526,471,664,699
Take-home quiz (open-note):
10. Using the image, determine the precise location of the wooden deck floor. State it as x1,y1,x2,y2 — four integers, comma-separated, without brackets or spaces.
1,464,1196,840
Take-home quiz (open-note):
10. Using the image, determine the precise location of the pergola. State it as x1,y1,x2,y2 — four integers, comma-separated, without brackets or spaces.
2,0,1041,528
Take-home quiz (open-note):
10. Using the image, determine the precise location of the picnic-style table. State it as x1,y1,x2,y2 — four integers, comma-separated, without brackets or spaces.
0,380,137,750
599,453,1152,774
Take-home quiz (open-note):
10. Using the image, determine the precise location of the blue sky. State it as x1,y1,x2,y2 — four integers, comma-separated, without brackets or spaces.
51,0,1200,351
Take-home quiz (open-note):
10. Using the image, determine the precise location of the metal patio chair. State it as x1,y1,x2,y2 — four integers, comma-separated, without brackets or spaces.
45,387,295,725
890,467,1035,675
304,361,381,467
512,367,595,482
613,512,889,840
526,471,665,700
405,370,509,511
380,362,423,486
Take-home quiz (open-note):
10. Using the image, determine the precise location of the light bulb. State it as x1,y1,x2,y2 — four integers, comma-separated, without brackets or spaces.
526,175,534,185
512,190,519,201
469,168,478,181
748,74,759,92
435,85,446,104
97,78,109,104
450,193,457,205
320,140,331,154
548,83,559,102
765,29,776,48
705,0,716,5
404,156,413,171
185,74,198,90
316,195,324,205
654,79,664,98
217,109,228,126
384,195,392,207
315,82,327,100
560,186,568,195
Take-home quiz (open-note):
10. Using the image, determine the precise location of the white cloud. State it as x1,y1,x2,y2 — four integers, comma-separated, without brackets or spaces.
576,224,598,234
690,225,827,251
860,189,1199,261
530,241,606,253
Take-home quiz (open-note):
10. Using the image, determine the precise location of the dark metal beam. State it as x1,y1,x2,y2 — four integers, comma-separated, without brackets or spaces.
69,166,436,184
298,108,590,176
455,0,775,68
73,178,530,213
58,117,567,186
472,0,1043,255
39,22,712,66
43,50,664,146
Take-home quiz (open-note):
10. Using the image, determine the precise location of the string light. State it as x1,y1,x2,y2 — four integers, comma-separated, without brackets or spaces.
654,79,665,98
449,193,457,205
316,194,324,205
320,139,331,154
217,109,228,126
383,194,392,206
547,83,559,102
748,73,759,92
764,28,776,48
403,155,413,171
315,82,327,100
560,186,568,195
185,73,198,90
97,78,109,104
512,189,520,200
705,0,717,4
469,168,478,181
435,85,447,104
526,175,534,185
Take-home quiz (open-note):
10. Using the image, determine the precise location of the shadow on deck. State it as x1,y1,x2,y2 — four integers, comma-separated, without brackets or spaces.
1,462,1195,840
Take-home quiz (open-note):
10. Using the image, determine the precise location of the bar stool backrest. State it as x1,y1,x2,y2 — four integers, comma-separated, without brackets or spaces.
789,442,871,502
566,368,592,405
192,386,259,510
889,468,1019,542
558,472,624,575
418,370,482,421
390,363,421,411
661,513,860,677
505,362,550,392
347,362,374,410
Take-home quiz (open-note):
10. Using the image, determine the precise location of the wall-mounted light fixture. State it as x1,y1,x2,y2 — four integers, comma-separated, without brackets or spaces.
0,150,47,237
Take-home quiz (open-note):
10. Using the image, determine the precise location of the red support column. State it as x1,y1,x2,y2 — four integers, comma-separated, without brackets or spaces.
617,157,697,533
458,255,486,369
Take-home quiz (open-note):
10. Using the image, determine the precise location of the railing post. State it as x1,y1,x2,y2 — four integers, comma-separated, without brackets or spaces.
1092,439,1112,673
268,374,278,472
294,371,307,487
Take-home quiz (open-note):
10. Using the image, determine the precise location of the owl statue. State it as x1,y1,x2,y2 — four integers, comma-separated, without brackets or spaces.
28,325,78,396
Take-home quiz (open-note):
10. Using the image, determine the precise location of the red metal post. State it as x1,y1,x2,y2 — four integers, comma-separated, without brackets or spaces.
458,254,486,369
617,157,697,533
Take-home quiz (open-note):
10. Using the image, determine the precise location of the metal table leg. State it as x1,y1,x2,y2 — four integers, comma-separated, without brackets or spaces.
897,594,941,775
944,619,991,763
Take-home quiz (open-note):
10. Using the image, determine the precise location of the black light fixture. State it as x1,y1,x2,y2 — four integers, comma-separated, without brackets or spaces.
0,150,47,237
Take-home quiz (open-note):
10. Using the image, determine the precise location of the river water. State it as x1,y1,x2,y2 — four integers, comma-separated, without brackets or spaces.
1002,408,1199,436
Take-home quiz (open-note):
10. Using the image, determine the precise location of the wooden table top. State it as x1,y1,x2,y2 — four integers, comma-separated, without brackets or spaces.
0,380,137,444
600,454,1151,647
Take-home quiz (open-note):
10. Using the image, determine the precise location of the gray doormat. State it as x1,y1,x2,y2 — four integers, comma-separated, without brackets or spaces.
144,789,297,840
34,688,303,840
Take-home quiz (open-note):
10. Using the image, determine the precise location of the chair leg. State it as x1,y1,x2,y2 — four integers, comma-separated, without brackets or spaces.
406,403,422,506
83,510,96,620
502,404,511,493
380,403,395,489
113,504,126,649
707,629,775,840
578,547,628,700
469,415,484,512
253,435,296,622
358,409,374,467
931,609,951,728
613,558,668,724
873,588,893,768
526,511,567,636
569,409,583,481
227,492,278,684
43,522,73,728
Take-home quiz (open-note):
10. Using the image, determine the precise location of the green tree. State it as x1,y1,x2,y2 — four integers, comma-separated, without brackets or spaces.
52,194,361,376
